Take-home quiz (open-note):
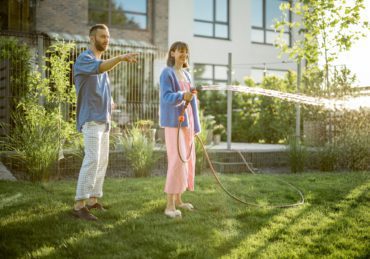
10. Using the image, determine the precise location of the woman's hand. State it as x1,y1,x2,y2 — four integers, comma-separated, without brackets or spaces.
183,92,193,102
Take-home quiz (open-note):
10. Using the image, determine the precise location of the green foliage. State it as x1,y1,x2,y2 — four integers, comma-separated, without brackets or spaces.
203,114,216,144
133,119,156,143
195,111,210,175
314,110,370,171
0,41,77,181
243,76,256,87
1,112,61,181
198,89,227,128
135,119,154,129
316,141,339,172
231,86,260,142
198,73,297,144
275,0,369,65
275,0,369,114
334,110,370,171
288,135,307,173
0,37,31,103
44,42,76,105
256,74,296,143
121,125,159,177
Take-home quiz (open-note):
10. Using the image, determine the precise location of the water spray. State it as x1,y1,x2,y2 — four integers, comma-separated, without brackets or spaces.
201,85,370,111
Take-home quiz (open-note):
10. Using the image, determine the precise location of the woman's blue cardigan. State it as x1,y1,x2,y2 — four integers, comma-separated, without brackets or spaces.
159,67,201,134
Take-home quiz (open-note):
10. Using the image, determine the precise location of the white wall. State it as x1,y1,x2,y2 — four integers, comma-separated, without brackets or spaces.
168,0,296,85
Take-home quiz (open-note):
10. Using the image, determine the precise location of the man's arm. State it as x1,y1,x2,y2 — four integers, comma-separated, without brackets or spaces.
98,53,138,73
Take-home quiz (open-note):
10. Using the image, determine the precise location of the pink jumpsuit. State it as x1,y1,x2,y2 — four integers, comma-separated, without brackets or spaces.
164,81,196,194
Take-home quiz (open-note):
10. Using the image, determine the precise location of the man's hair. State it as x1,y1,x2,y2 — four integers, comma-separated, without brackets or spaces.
89,24,109,36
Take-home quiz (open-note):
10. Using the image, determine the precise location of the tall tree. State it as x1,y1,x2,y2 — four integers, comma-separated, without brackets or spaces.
275,0,369,90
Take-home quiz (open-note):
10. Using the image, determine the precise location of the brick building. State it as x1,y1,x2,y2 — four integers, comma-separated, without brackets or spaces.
1,0,168,49
1,0,171,127
1,0,303,128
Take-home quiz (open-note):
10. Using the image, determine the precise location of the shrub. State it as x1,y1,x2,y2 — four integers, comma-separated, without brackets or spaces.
1,110,61,181
337,131,369,171
317,142,339,172
0,41,76,181
134,119,156,143
288,136,307,173
0,37,31,104
195,111,211,175
121,126,159,177
335,112,370,171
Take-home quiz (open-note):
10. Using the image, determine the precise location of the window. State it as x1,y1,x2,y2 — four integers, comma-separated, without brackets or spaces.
251,0,291,45
0,0,36,32
193,64,228,85
251,67,288,84
194,0,229,39
89,0,147,30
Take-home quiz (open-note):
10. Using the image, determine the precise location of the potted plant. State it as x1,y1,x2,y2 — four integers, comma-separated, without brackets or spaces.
212,124,225,145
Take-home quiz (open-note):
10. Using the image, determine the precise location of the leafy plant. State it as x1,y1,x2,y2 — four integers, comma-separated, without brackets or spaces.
288,135,307,173
0,41,76,181
195,110,210,175
0,37,31,105
135,119,154,129
1,111,62,181
275,0,369,67
317,142,339,172
334,110,370,171
121,125,159,177
134,119,156,143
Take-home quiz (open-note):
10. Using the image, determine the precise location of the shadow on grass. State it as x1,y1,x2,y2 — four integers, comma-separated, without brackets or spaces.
216,175,369,258
0,173,369,258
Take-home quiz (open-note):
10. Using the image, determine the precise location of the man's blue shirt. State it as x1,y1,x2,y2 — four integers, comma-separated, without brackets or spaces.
74,49,111,132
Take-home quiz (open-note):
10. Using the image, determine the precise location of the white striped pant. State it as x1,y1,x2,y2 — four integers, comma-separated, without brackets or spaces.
75,121,110,201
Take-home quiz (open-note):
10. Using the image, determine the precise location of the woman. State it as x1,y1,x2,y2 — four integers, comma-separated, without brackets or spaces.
159,41,201,218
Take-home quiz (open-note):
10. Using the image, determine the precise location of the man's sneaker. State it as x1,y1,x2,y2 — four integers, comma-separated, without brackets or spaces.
72,207,98,221
86,203,107,211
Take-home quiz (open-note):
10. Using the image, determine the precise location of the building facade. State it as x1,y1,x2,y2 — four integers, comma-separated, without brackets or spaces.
0,0,297,127
1,0,296,82
168,0,297,86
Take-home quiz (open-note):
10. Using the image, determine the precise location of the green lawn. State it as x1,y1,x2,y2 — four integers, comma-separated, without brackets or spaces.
0,172,369,258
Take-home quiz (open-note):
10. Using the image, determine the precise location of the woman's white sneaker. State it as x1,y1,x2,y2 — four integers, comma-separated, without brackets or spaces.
164,209,182,218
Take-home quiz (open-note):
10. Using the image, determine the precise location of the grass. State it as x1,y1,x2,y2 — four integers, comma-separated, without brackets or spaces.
0,171,369,258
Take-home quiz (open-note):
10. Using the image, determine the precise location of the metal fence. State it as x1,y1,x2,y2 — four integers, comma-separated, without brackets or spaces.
0,31,167,130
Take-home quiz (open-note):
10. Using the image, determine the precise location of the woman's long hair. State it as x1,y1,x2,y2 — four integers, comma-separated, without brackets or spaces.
166,41,189,68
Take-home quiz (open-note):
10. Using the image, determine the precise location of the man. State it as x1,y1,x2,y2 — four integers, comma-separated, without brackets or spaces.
73,24,137,220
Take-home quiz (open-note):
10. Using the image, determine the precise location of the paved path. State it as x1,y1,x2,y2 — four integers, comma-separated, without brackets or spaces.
0,162,16,181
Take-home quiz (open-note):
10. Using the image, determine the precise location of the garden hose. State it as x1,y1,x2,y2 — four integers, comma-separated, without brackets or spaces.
176,88,197,163
177,94,305,208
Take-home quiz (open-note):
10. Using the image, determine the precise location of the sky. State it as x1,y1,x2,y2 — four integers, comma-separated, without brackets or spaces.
335,0,370,86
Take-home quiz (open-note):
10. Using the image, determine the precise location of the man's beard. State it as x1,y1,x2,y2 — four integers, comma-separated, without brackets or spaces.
95,40,108,52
